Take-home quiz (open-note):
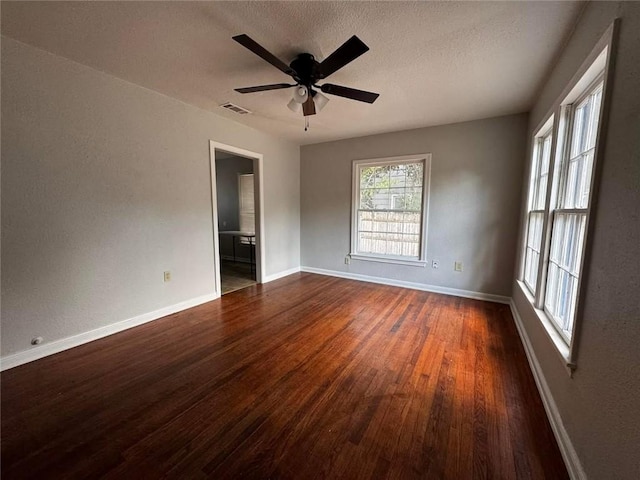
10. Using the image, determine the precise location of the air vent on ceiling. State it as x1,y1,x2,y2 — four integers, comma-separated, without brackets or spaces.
220,102,252,115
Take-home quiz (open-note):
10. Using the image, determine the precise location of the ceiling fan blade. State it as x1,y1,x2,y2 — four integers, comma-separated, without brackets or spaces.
235,83,296,94
320,84,380,104
302,96,316,116
233,34,297,77
318,36,369,79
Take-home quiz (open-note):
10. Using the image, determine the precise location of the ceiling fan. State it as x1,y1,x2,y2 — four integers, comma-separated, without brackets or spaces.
232,34,380,117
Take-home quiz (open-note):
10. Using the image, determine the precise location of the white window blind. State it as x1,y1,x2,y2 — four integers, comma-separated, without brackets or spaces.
238,174,255,241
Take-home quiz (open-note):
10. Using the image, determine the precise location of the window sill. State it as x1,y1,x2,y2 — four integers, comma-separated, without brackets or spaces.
349,253,427,267
516,281,576,376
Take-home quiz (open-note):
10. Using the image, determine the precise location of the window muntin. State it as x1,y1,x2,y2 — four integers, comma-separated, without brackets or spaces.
352,156,430,262
543,82,603,339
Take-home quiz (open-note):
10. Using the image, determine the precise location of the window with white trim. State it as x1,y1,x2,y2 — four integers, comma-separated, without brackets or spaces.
524,122,553,294
544,82,603,339
520,41,611,360
351,155,431,265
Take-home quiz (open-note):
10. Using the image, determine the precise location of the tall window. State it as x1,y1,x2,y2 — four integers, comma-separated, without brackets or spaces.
544,82,602,339
524,124,553,294
520,41,611,359
351,155,431,264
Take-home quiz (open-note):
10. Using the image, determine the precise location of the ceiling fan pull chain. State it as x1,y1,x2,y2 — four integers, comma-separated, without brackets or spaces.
305,117,309,131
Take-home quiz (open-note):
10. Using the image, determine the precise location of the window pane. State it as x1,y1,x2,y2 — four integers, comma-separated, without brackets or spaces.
404,187,422,211
577,151,594,208
360,166,378,188
405,162,424,187
389,168,407,188
545,212,587,337
570,104,586,158
403,212,421,235
372,211,388,232
387,216,399,233
562,83,602,209
541,135,552,175
402,234,420,257
359,188,374,210
535,172,548,210
374,167,390,188
358,210,373,233
524,211,544,292
586,88,602,150
564,157,579,208
389,188,405,210
531,131,553,210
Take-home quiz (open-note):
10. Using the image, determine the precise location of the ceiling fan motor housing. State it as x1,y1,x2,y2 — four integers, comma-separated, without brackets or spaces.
232,34,379,115
290,53,322,88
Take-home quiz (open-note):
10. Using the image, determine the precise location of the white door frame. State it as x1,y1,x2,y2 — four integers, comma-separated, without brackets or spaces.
209,141,265,298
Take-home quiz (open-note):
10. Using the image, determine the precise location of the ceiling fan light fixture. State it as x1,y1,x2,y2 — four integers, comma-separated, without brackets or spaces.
292,85,308,103
313,92,330,111
232,34,379,124
287,98,301,113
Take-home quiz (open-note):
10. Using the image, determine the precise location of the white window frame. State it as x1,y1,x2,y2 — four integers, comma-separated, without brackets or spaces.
350,154,432,266
523,119,554,295
543,80,603,342
517,20,618,372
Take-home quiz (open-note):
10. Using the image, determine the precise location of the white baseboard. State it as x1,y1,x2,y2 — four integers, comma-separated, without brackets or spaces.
262,266,301,283
0,293,217,372
300,266,510,304
509,300,585,480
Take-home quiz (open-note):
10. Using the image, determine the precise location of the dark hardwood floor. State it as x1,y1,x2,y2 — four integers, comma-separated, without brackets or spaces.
1,273,568,479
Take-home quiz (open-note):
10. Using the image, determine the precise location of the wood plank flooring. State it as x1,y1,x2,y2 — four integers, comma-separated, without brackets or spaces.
1,273,568,479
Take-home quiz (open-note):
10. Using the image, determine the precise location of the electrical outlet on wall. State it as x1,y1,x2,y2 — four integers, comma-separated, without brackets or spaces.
454,261,463,272
164,271,171,282
345,256,351,265
431,260,439,269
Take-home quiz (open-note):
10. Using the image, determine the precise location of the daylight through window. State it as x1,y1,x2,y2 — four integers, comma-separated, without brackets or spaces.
544,82,603,339
524,125,553,294
351,156,430,263
519,42,609,357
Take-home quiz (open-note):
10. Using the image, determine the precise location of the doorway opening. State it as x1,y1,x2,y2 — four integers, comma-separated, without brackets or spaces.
209,142,264,297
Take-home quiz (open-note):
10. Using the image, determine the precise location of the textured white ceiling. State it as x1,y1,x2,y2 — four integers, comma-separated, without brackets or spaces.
1,1,584,145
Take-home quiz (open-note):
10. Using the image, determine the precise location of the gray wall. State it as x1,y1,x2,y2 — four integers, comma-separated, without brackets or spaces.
512,2,640,479
1,38,300,357
301,114,527,297
215,154,253,260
